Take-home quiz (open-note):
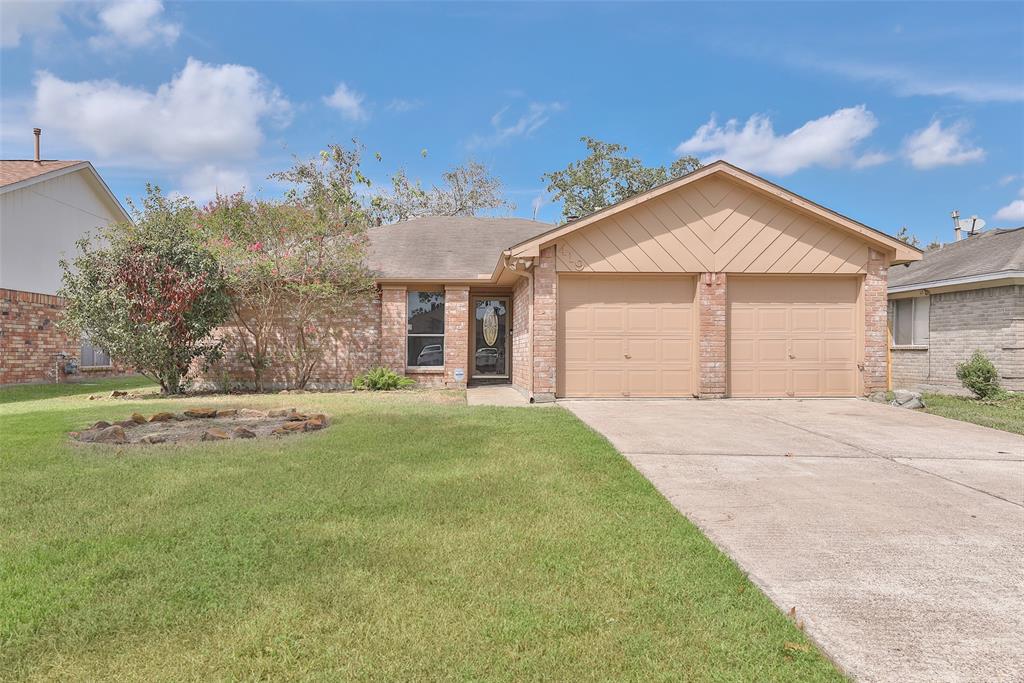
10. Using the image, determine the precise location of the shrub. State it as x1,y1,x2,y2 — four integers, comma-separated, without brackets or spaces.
956,351,1002,399
353,367,414,391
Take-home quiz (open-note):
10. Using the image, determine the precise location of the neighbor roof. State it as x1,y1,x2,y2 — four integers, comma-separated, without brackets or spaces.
888,227,1024,291
368,216,552,281
0,160,84,187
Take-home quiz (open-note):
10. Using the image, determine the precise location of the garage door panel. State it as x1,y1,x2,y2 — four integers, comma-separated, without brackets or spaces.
729,276,859,397
559,275,696,397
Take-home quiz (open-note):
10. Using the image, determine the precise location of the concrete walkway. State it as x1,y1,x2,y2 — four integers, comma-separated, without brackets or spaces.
466,385,532,406
561,398,1024,683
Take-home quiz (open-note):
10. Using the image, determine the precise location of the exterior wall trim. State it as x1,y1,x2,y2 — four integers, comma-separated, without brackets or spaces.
888,271,1024,294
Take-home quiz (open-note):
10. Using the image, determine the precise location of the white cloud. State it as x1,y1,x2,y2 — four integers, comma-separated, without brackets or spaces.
1,1,66,48
467,101,565,149
385,98,422,113
994,199,1024,223
324,83,368,121
791,58,1024,103
903,119,985,170
176,165,251,205
998,174,1019,187
853,151,892,169
675,105,879,175
89,0,180,50
33,58,291,167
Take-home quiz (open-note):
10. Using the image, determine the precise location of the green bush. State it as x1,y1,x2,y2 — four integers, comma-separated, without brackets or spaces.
353,367,415,391
956,351,1002,399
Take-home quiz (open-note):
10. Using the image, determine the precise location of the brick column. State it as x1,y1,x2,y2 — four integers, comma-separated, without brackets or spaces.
532,246,557,402
863,249,889,394
443,285,469,389
699,272,727,398
380,286,406,374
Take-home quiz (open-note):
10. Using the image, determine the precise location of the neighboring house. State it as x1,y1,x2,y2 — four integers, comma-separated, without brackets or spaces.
888,227,1024,393
202,161,921,399
0,132,132,385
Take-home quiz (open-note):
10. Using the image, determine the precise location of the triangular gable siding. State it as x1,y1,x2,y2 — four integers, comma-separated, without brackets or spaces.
555,175,871,274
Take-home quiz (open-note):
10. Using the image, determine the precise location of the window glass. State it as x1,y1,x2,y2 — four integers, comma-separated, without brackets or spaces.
894,299,913,345
913,296,930,346
80,339,111,366
407,291,444,366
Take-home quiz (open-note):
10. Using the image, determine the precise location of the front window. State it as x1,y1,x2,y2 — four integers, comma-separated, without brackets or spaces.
407,291,444,366
889,296,929,346
80,338,111,367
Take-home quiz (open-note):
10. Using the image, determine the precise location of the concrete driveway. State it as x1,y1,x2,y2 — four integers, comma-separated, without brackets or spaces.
561,399,1024,683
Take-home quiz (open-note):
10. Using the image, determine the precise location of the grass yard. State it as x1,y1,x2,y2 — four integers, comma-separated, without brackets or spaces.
0,380,841,681
923,392,1024,435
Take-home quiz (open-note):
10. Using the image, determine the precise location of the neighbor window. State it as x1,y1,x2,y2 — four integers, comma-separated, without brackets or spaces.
407,291,444,367
80,338,111,367
889,296,930,346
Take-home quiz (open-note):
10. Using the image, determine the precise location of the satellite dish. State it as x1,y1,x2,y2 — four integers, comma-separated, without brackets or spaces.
960,216,986,235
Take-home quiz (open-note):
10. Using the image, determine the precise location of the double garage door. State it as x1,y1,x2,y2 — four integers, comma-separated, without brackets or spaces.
558,275,860,398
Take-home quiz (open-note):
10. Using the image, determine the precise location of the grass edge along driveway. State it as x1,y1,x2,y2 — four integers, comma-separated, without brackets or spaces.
0,381,843,681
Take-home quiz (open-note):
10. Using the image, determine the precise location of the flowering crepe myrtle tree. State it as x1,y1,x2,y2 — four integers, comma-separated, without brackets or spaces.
59,185,231,394
202,143,376,390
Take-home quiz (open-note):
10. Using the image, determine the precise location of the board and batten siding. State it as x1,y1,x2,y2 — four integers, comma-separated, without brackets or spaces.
554,175,871,275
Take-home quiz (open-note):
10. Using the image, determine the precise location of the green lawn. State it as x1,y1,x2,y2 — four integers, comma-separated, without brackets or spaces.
0,380,841,681
923,392,1024,435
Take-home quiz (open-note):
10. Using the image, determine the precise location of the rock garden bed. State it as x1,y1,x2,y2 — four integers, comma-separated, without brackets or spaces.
71,407,329,446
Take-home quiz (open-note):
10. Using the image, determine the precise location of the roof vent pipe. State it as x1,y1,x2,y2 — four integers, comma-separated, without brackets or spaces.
33,128,41,164
951,209,961,242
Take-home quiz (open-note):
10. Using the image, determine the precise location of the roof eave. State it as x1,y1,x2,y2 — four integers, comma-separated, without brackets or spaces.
888,270,1024,294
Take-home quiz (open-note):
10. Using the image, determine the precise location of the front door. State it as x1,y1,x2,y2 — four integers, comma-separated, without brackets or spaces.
472,297,509,380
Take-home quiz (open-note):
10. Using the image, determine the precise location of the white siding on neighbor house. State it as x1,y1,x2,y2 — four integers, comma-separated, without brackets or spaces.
0,170,124,295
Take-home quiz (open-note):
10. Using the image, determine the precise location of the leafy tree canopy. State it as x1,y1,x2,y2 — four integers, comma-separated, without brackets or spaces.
372,159,514,223
542,137,702,220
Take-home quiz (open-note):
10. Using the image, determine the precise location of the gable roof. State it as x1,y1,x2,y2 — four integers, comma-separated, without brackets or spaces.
888,227,1024,292
368,216,552,281
0,159,131,223
507,160,922,264
0,160,84,187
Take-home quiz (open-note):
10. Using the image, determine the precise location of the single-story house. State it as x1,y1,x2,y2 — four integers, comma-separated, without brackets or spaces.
206,160,921,399
888,226,1024,393
0,131,133,385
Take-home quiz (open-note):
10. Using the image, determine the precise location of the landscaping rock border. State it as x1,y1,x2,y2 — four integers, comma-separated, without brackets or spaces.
70,408,329,446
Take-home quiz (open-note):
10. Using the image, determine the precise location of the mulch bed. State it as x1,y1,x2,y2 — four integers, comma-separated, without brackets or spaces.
71,407,329,446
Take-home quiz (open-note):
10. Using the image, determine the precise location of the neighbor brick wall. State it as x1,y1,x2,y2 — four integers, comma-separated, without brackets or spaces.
698,272,727,398
511,274,531,395
890,284,1024,393
0,288,131,386
443,285,469,389
380,286,406,374
194,296,381,391
532,246,557,401
862,249,889,394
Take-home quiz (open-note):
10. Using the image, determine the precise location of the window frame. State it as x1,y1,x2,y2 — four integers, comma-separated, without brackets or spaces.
406,290,445,369
79,338,112,368
889,296,930,348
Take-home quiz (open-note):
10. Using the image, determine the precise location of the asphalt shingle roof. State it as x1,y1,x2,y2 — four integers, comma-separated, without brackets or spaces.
888,227,1024,289
367,216,553,280
0,160,84,187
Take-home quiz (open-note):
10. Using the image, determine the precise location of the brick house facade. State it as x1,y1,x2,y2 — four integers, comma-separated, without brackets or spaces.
191,162,915,399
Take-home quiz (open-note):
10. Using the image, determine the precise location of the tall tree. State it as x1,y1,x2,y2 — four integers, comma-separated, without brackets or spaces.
372,160,514,223
542,136,702,220
59,186,230,394
895,226,922,248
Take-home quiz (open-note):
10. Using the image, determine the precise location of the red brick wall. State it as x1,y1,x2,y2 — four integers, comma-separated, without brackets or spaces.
511,274,531,394
194,297,381,390
443,285,469,389
532,246,557,401
0,288,131,386
863,249,889,394
380,286,406,374
699,272,727,398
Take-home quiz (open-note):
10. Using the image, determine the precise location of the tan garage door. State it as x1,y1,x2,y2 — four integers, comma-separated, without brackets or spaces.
558,275,696,397
729,277,860,397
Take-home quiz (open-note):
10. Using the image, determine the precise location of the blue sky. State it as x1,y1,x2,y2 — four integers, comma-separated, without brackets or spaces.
2,1,1022,243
